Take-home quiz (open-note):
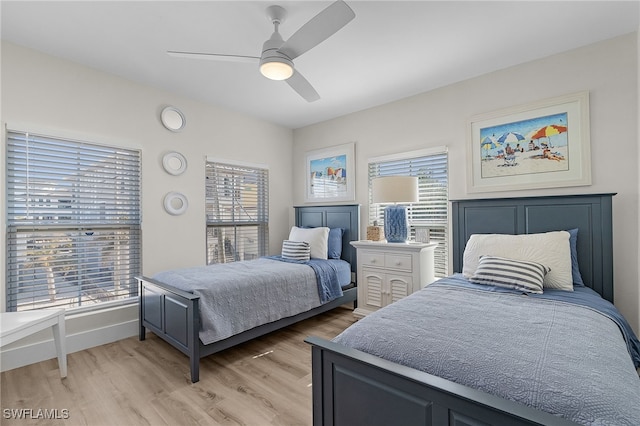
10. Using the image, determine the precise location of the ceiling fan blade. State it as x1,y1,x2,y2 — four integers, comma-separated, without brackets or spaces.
278,0,355,60
167,51,259,64
286,70,320,102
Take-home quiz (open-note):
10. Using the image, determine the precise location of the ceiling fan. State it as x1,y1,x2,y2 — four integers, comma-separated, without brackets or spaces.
167,0,355,102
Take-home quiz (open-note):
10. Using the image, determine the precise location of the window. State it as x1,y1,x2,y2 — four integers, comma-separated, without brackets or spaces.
368,148,449,277
6,130,141,312
205,160,269,264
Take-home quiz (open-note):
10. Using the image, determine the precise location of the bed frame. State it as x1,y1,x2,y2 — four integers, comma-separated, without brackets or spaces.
139,204,360,383
307,194,615,426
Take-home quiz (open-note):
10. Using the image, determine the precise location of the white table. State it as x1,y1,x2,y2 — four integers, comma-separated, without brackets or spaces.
350,240,438,318
0,309,67,377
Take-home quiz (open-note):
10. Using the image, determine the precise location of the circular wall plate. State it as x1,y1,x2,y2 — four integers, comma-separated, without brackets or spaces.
160,106,186,132
162,151,187,175
163,192,188,215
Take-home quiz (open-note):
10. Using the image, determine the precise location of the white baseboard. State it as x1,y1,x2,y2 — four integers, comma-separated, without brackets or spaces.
0,318,138,372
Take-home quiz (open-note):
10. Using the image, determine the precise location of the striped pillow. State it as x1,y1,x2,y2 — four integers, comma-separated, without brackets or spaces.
469,255,550,294
281,240,311,261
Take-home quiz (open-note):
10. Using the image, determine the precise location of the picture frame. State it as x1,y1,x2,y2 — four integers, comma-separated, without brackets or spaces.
467,91,591,193
305,142,355,202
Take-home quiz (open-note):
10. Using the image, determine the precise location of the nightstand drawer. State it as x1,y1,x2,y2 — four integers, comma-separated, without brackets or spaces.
360,251,385,267
385,253,412,271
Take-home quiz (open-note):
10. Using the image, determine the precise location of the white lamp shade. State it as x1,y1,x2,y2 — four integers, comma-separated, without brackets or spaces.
372,176,419,204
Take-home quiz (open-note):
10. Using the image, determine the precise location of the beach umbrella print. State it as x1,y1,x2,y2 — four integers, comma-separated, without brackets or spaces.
497,131,525,145
480,136,499,158
531,124,567,147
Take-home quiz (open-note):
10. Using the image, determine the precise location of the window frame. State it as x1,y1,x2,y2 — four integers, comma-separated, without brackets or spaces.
5,129,142,312
368,147,449,277
205,158,269,265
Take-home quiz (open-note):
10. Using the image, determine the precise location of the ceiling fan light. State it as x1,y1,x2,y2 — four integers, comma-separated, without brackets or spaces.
260,60,293,81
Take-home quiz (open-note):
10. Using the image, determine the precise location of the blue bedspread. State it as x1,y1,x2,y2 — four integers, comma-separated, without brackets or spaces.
154,258,323,344
538,286,640,368
440,273,640,368
266,255,343,303
153,257,346,344
334,274,640,425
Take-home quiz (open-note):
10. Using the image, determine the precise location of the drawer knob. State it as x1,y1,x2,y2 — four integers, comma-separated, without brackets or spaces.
395,261,401,266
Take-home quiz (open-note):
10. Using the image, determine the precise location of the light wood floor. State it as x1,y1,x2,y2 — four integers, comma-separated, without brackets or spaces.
1,306,357,426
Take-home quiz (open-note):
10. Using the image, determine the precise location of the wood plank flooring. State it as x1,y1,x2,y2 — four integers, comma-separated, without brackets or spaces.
1,306,357,426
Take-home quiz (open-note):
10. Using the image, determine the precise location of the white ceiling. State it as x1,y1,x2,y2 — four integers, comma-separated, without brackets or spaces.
1,1,638,129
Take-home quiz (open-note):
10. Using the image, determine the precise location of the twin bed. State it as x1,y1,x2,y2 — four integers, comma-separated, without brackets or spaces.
139,194,640,425
138,204,360,383
307,193,640,425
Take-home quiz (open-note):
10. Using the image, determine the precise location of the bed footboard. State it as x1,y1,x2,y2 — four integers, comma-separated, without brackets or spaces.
138,276,201,382
139,277,358,384
305,336,575,426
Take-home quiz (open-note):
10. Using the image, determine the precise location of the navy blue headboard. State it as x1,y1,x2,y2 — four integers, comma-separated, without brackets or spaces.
451,194,615,302
294,204,360,276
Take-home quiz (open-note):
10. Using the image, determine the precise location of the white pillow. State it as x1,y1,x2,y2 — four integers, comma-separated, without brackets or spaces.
462,231,573,291
288,226,329,260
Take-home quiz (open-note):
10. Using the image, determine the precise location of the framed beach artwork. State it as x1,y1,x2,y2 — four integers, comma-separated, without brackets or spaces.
467,91,591,193
305,142,355,202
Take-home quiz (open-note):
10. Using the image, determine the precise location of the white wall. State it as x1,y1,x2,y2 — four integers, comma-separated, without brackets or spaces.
293,33,640,333
0,42,294,369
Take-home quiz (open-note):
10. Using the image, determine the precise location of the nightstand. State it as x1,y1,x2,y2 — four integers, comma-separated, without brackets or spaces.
350,240,438,318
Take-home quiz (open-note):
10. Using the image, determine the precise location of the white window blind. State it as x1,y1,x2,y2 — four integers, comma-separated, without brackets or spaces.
206,161,268,264
368,149,449,277
6,130,141,312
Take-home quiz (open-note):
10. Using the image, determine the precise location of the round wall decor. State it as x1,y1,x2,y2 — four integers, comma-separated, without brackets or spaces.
162,151,187,175
160,106,186,132
164,192,188,215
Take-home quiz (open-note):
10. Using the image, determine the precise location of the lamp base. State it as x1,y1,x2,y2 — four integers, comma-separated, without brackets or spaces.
384,205,408,243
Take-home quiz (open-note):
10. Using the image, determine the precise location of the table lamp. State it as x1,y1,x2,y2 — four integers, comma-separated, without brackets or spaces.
371,176,419,243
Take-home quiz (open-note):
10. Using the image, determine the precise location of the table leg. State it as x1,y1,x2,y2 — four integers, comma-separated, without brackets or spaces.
51,313,67,378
